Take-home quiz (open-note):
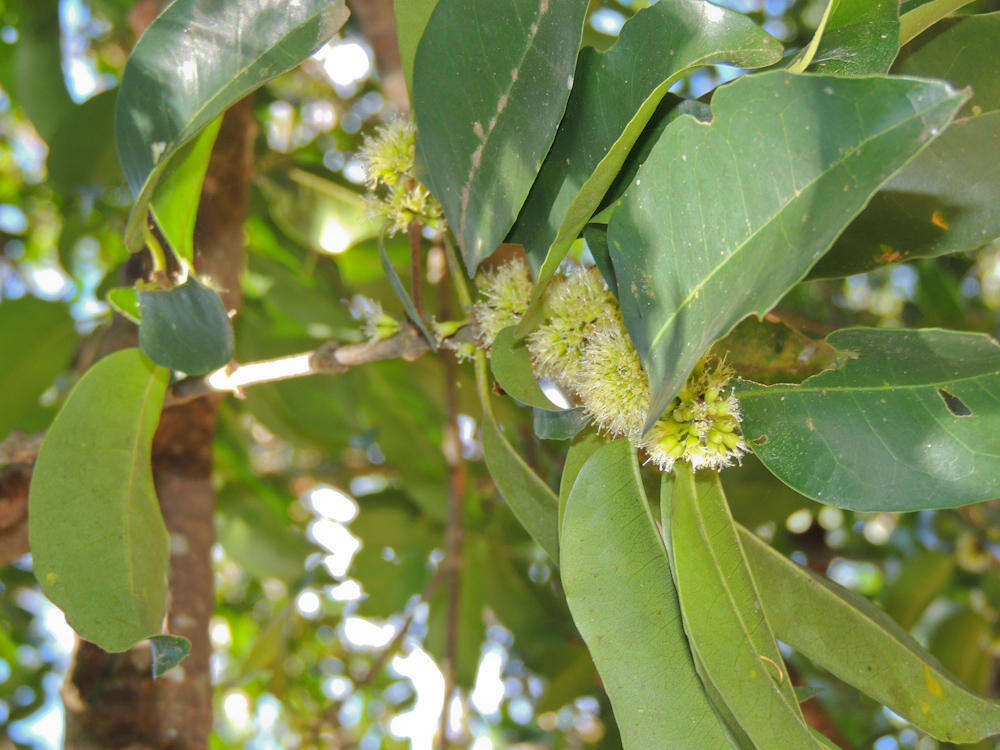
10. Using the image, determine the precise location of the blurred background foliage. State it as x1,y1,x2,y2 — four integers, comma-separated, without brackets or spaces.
1,0,1000,748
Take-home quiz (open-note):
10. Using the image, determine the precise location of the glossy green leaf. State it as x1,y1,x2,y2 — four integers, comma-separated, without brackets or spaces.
259,168,381,255
480,413,559,561
0,298,78,441
670,465,819,748
738,328,1000,511
107,287,141,324
607,72,965,426
532,406,588,441
413,0,588,271
29,349,169,652
813,13,1000,277
394,0,438,95
740,527,1000,742
561,440,735,749
786,0,837,73
509,0,781,321
150,635,191,678
46,89,122,192
881,550,955,630
151,116,222,263
378,232,436,348
138,275,235,375
558,430,603,536
899,0,975,44
490,327,559,411
807,0,900,75
116,0,349,250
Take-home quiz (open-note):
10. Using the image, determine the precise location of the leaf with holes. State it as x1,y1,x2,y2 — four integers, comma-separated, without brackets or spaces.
741,527,1000,742
813,13,1000,277
561,441,736,749
115,0,349,250
606,72,965,426
29,349,169,652
508,0,782,319
413,0,588,271
737,328,1000,511
669,465,822,748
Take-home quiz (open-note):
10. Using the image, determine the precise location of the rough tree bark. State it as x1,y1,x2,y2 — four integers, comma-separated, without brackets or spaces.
60,95,255,749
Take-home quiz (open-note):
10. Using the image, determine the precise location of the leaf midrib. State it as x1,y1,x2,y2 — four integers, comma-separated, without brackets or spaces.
739,367,999,398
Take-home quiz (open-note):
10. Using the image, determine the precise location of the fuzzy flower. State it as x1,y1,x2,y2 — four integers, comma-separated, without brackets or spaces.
527,265,617,387
640,358,747,472
576,317,650,438
472,257,533,347
356,298,401,342
359,119,444,235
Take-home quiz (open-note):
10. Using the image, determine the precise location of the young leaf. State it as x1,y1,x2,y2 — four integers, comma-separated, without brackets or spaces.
813,13,1000,277
150,634,191,678
607,71,966,426
0,298,78,440
490,327,560,411
509,0,782,322
151,117,222,263
138,275,235,375
741,528,1000,742
899,0,975,44
116,0,349,250
480,414,559,562
413,0,588,271
561,440,736,749
807,0,900,75
29,349,170,652
669,465,821,748
737,328,1000,511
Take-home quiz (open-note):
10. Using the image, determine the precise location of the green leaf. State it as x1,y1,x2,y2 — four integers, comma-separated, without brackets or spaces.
737,328,1000,511
12,5,74,143
150,635,191,678
881,550,955,630
0,298,78,441
490,327,560,411
29,349,170,652
807,0,900,75
107,287,142,324
712,316,848,386
115,0,349,250
413,0,588,271
46,89,122,192
394,0,438,95
786,0,837,73
138,275,235,375
561,440,735,749
425,536,486,686
480,413,559,561
899,0,975,44
151,117,222,263
606,71,965,426
813,13,1000,277
509,0,781,322
558,430,603,536
532,406,588,441
670,465,820,748
378,232,436,348
258,167,381,255
740,527,1000,742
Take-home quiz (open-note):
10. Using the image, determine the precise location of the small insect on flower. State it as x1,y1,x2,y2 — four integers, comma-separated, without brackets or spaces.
528,265,617,388
576,316,650,439
359,119,444,235
472,257,533,347
640,358,748,472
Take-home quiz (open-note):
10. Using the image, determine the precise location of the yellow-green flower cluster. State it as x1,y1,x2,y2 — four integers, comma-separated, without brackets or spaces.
472,257,748,473
639,359,747,472
359,120,443,235
471,258,534,347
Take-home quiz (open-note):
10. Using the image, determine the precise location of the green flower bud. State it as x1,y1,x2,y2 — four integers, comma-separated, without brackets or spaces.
472,257,533,347
576,317,649,438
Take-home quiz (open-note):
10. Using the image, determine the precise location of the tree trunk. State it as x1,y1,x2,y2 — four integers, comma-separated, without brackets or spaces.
61,100,255,750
